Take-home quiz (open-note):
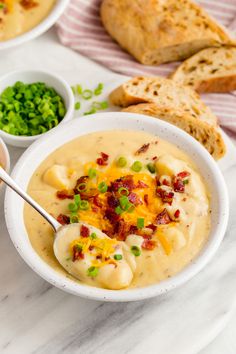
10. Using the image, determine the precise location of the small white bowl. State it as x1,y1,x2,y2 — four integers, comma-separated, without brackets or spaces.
4,112,229,302
0,70,74,148
0,0,70,51
0,137,10,193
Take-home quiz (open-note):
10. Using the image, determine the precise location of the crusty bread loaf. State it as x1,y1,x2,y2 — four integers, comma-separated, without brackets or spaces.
123,103,226,160
100,0,235,65
109,76,217,125
170,46,236,93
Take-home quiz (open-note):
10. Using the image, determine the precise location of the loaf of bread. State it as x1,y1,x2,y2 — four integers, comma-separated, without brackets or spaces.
100,0,235,65
170,46,236,93
109,76,217,124
122,103,226,160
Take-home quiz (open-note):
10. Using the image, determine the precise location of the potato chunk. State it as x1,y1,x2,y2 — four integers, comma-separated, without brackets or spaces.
43,165,71,190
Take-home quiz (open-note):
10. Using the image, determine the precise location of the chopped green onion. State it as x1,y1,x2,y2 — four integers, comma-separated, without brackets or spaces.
70,215,79,224
114,254,123,261
75,102,81,110
118,187,129,196
119,195,129,209
82,89,93,100
131,246,141,257
117,156,127,168
137,217,144,229
88,168,97,179
77,183,87,192
146,163,156,174
98,181,108,193
71,86,76,95
183,179,189,185
115,206,123,215
76,85,83,95
74,194,81,205
83,107,97,116
131,161,142,172
90,232,97,239
79,200,90,210
94,83,104,96
91,101,108,110
68,203,79,212
87,266,99,277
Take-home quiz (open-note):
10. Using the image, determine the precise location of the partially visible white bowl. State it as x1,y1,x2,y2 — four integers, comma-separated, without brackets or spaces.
4,112,229,302
0,137,10,194
0,70,74,148
0,0,70,51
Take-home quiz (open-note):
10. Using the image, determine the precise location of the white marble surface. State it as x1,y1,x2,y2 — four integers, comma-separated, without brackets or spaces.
0,28,236,354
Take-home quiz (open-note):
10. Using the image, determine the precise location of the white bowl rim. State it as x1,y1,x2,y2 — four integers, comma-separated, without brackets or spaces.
4,112,229,302
0,0,70,50
0,137,10,172
0,69,74,143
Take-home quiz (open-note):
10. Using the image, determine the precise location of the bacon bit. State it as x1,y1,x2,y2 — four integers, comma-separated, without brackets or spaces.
156,188,174,205
142,239,156,250
144,194,149,205
156,208,172,225
135,143,150,155
89,245,94,251
177,171,190,179
96,152,109,166
114,219,126,240
93,195,102,208
152,156,157,161
72,245,84,262
20,0,38,9
162,179,171,186
146,224,157,233
57,214,70,225
109,175,136,192
136,180,148,189
56,190,74,200
182,197,187,202
107,195,119,208
92,206,99,213
174,209,180,218
80,224,90,237
128,192,142,206
173,178,185,193
104,208,120,223
129,225,138,234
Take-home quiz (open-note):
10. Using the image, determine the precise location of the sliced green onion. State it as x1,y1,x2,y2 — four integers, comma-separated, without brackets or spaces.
79,200,90,210
75,102,81,110
83,107,97,116
74,194,81,205
90,232,97,239
183,179,189,185
118,187,129,196
131,161,142,172
68,203,79,212
146,163,156,174
71,86,76,95
137,217,144,229
114,254,123,261
77,183,87,192
117,156,127,168
115,206,123,215
131,245,141,257
87,266,99,277
76,85,83,95
98,181,108,193
88,168,97,179
70,215,79,224
94,83,104,96
82,89,93,100
119,195,129,209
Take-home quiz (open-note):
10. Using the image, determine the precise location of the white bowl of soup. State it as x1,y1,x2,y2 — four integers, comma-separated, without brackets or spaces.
0,0,70,50
4,113,229,301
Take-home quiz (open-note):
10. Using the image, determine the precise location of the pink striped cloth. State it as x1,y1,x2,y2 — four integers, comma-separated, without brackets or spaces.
57,0,236,133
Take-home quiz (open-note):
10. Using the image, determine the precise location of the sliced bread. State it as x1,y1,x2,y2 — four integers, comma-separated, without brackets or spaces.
100,0,235,65
122,103,226,160
109,76,217,125
170,46,236,93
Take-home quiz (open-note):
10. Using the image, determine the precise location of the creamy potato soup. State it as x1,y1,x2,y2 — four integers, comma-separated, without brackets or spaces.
0,0,56,42
24,130,211,290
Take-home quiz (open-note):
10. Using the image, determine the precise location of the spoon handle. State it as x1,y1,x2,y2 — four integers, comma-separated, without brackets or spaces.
0,166,61,232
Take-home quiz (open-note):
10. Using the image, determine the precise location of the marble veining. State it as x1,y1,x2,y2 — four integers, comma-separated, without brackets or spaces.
0,30,236,354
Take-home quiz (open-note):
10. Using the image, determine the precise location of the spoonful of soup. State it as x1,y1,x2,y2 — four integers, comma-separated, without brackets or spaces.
0,166,136,289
